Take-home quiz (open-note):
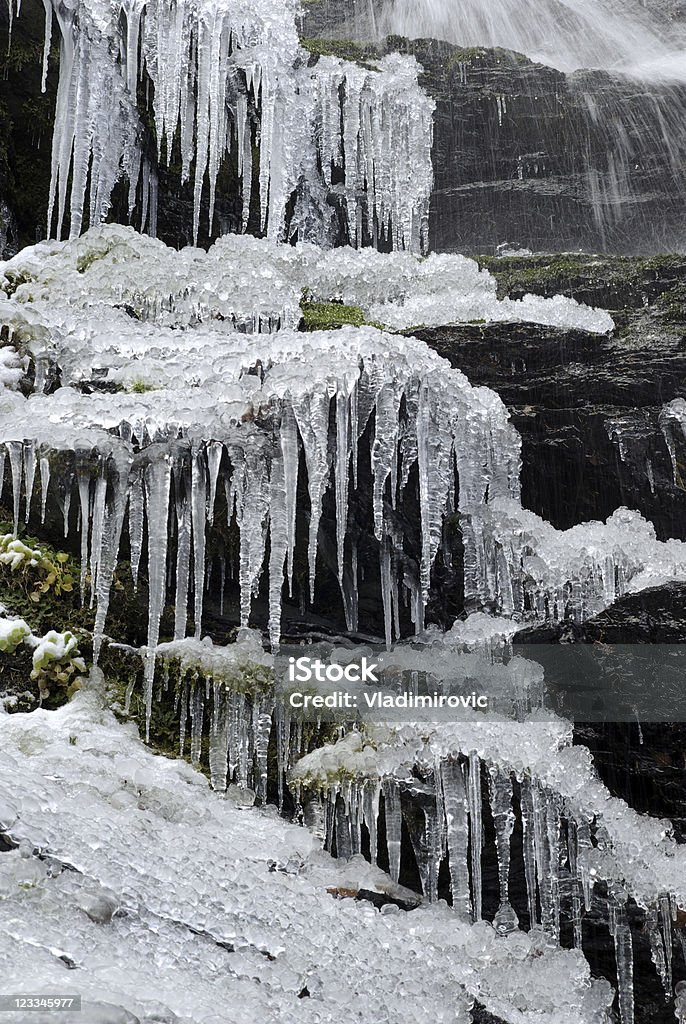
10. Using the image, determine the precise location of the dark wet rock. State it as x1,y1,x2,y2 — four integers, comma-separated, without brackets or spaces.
415,256,686,537
565,581,686,645
299,1,686,256
0,0,57,251
514,583,686,844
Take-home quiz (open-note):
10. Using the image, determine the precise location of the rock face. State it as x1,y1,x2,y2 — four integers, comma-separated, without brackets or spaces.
301,3,686,255
414,253,686,538
0,0,57,255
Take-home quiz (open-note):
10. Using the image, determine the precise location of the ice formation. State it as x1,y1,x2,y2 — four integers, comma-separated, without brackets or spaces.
660,398,686,486
0,689,615,1024
0,224,683,1023
8,0,434,251
0,227,676,699
287,652,686,1024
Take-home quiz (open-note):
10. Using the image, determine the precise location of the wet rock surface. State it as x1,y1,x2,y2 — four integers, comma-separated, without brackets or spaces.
415,254,686,537
299,5,686,255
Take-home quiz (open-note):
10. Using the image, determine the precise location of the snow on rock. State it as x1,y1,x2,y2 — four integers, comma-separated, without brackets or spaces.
472,499,686,620
0,688,613,1024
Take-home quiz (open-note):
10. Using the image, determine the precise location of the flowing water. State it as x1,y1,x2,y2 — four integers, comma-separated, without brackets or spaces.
377,0,686,77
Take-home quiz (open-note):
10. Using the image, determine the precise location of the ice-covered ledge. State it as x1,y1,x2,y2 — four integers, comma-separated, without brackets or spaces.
0,687,614,1024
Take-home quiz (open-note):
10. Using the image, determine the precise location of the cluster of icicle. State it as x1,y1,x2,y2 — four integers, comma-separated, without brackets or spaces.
7,0,434,251
288,642,686,1024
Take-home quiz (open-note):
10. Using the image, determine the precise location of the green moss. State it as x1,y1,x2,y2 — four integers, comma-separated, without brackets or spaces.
76,244,116,273
655,283,686,324
477,252,686,313
301,37,380,70
300,299,367,331
128,380,159,394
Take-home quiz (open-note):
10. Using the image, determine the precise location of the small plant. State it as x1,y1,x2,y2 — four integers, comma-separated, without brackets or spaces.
0,533,75,603
29,630,87,700
128,380,159,394
0,615,31,653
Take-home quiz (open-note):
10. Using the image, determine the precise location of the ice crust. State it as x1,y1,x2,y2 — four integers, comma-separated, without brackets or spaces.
0,689,613,1024
0,225,615,337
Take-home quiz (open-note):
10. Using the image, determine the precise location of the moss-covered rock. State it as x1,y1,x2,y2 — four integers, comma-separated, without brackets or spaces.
477,252,686,312
300,299,368,331
301,37,380,70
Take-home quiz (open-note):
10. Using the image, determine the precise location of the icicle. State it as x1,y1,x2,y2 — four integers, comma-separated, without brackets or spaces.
179,676,189,756
275,705,290,811
7,442,23,538
22,441,35,524
382,779,402,884
440,759,471,919
127,471,145,591
268,453,288,650
335,390,351,619
92,450,130,663
142,451,171,740
190,446,206,639
659,892,674,994
39,457,50,525
88,471,107,607
567,819,584,948
531,781,560,939
334,794,353,861
209,681,229,792
172,451,191,641
280,402,299,597
467,751,483,921
292,390,331,605
229,444,269,629
253,696,274,803
406,790,442,903
519,776,539,928
379,537,394,649
206,440,223,526
189,681,204,765
488,766,518,935
647,908,670,999
609,890,635,1024
75,460,91,599
40,0,52,93
362,782,380,865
